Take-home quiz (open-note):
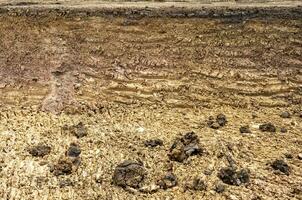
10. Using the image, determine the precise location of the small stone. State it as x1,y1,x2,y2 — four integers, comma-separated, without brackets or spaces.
280,111,291,118
214,183,225,193
66,143,81,157
216,114,227,127
280,127,287,133
144,139,163,148
240,125,251,134
259,123,276,132
297,153,302,160
285,153,293,159
271,159,290,175
157,172,178,189
29,144,51,157
112,160,147,188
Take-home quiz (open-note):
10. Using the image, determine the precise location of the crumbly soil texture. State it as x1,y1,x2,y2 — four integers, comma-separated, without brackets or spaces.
0,2,302,200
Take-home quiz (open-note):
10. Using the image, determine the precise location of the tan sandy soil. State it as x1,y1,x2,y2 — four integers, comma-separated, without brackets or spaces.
0,2,301,200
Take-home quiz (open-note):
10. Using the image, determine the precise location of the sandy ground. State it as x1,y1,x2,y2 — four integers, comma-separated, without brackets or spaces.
0,2,301,200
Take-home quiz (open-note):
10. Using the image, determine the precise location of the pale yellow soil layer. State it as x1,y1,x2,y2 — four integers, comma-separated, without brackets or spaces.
0,4,302,200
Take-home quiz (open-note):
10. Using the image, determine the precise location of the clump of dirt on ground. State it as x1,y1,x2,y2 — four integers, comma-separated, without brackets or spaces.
157,172,178,190
28,144,51,157
259,122,277,132
240,125,251,134
66,143,81,157
52,158,74,176
270,159,291,175
144,139,163,148
168,132,203,162
185,177,207,191
218,167,250,186
68,122,88,138
207,114,227,129
112,160,147,189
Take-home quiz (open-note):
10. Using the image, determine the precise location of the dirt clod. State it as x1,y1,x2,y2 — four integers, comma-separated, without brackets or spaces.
52,159,73,176
259,123,276,132
29,144,51,157
70,122,87,138
66,143,81,157
217,114,227,126
218,167,250,186
285,153,293,159
280,111,291,118
240,125,251,134
280,127,288,133
169,132,202,162
271,159,290,175
208,114,227,129
157,172,178,190
112,160,147,189
144,139,163,148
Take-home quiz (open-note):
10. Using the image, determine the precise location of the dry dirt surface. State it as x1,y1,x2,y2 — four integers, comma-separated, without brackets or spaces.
0,1,302,200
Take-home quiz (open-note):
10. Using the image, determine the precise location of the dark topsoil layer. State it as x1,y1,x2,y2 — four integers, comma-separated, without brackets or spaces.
0,4,301,19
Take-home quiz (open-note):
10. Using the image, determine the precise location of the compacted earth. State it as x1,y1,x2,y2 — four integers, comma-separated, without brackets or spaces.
0,1,301,200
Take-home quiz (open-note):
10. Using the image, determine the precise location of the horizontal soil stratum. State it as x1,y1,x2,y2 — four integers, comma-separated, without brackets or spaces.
0,1,301,200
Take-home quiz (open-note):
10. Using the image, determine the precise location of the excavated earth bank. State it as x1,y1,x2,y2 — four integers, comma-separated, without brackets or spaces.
0,1,301,199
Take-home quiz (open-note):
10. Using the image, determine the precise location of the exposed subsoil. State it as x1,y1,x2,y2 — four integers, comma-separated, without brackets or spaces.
0,2,301,200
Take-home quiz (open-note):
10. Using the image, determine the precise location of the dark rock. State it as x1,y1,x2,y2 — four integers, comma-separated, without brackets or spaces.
271,159,290,175
218,167,250,186
207,114,227,129
259,123,276,132
214,183,225,193
71,122,87,138
53,159,73,176
66,143,81,157
217,114,227,127
144,139,163,148
240,125,251,134
157,172,178,189
169,132,202,162
280,111,291,118
29,144,51,157
285,153,293,159
280,127,287,133
112,160,147,188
